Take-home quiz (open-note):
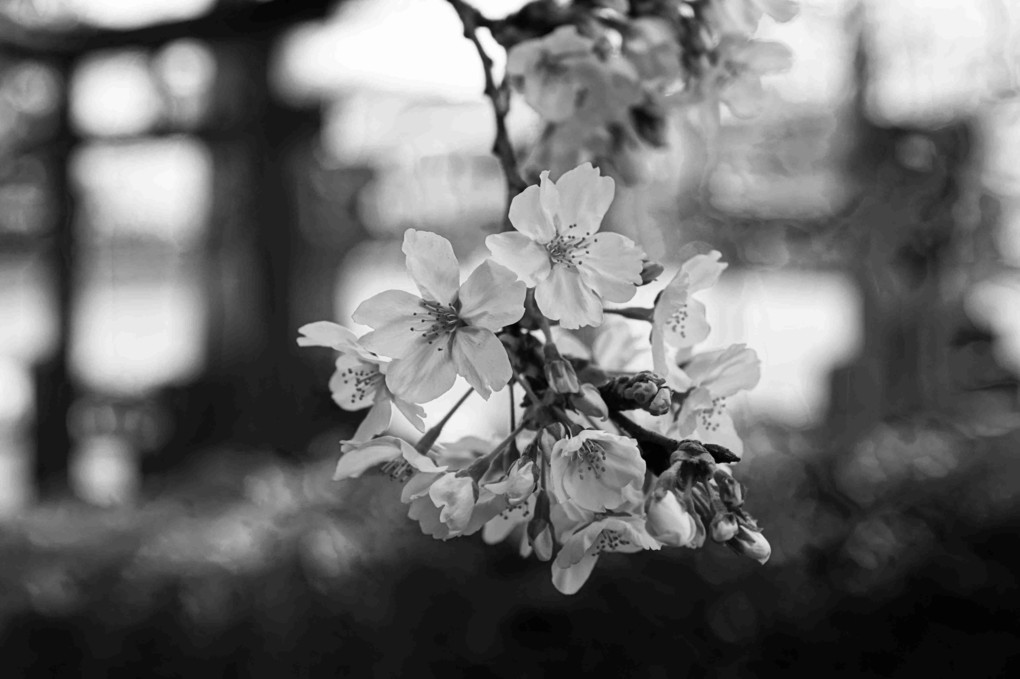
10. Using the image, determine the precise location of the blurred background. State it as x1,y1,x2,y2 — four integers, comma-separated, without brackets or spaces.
0,0,1019,675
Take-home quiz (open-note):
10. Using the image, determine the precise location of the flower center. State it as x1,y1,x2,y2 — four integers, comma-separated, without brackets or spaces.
667,302,690,339
575,439,608,480
545,231,590,268
592,528,629,554
698,397,726,432
412,300,462,347
336,364,383,405
381,458,413,482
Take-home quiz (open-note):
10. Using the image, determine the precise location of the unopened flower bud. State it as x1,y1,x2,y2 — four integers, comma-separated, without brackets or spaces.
623,380,658,404
640,259,665,285
647,387,672,416
570,383,609,419
539,423,568,454
731,526,771,564
646,491,698,547
543,344,579,394
714,471,744,508
710,513,739,542
527,490,554,561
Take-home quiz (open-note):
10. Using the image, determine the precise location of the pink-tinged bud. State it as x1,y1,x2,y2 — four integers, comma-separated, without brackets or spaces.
731,526,771,564
640,259,665,285
570,383,609,419
646,491,698,547
647,387,672,416
710,513,739,542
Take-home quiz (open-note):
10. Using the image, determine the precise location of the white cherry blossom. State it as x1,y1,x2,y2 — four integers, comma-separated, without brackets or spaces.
651,251,727,377
549,429,646,512
333,435,445,482
486,163,645,329
297,321,425,441
669,344,761,456
353,229,526,403
551,512,660,595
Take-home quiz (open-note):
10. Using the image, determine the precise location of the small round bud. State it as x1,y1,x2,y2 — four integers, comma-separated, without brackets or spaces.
647,387,672,416
639,259,665,285
570,383,609,419
710,513,739,542
646,491,698,548
545,358,580,394
731,526,771,564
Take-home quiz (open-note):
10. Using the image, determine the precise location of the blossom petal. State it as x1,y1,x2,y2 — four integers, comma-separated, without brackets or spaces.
297,321,357,351
609,517,663,553
401,471,439,502
451,327,512,400
696,407,744,457
652,296,710,378
402,445,448,473
429,474,477,536
552,431,646,512
550,163,615,238
402,229,461,304
458,261,527,331
353,290,425,358
743,40,795,74
385,336,458,403
723,74,766,118
351,397,392,442
576,232,643,303
683,345,761,397
551,551,600,595
485,232,553,287
390,394,426,432
554,522,601,567
757,0,799,23
682,251,727,292
482,495,534,544
328,354,381,411
534,265,603,329
334,437,406,480
508,183,556,242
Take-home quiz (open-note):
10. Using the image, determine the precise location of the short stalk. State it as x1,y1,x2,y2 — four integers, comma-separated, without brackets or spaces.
605,307,654,322
415,388,474,454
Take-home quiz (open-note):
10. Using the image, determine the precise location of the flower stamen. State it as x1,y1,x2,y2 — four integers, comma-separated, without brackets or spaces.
576,439,608,480
545,231,594,269
411,300,463,348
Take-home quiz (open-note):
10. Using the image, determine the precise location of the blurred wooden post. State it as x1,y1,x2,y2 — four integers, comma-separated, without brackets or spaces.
824,30,977,439
31,54,77,498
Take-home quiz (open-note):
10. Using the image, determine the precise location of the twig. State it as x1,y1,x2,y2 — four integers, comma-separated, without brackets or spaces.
445,0,527,228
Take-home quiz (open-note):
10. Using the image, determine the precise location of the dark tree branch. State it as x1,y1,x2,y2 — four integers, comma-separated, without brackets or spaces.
445,0,527,228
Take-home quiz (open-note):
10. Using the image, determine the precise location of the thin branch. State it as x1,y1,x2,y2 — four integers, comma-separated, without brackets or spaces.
445,0,527,228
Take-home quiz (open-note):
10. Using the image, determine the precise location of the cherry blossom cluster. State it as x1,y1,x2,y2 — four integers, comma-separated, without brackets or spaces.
299,163,769,594
488,0,798,184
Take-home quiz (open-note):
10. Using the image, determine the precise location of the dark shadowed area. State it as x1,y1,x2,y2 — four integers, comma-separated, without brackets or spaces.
1,0,1018,676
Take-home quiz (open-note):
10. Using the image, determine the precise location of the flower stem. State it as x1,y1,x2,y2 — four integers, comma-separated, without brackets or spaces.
605,307,654,322
416,388,474,454
526,289,556,346
461,417,531,480
513,370,543,407
609,411,678,474
444,0,526,229
509,380,516,430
